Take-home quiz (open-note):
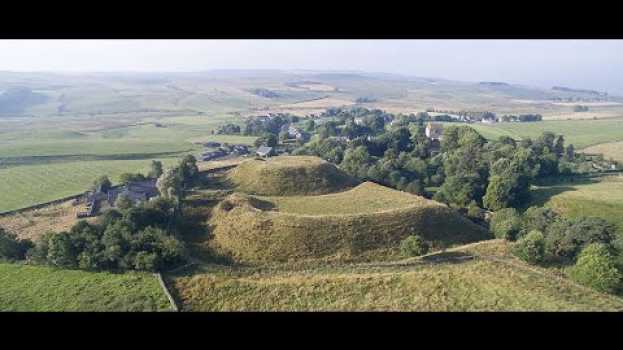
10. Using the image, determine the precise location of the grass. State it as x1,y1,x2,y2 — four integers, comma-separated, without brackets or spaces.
0,263,171,311
170,240,623,311
583,141,623,162
466,118,623,148
227,156,357,196
208,182,490,263
530,175,623,233
263,181,440,215
0,158,180,213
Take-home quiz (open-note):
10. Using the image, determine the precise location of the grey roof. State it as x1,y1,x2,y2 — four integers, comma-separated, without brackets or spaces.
256,146,273,156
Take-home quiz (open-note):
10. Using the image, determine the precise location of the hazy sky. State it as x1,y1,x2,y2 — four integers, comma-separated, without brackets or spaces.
1,40,622,93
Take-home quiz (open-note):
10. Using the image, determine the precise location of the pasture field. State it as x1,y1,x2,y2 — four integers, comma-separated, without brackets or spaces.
467,118,623,148
530,175,623,233
0,263,171,311
0,158,180,213
583,141,623,162
170,240,623,311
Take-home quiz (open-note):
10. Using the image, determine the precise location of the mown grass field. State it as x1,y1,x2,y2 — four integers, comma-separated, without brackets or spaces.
530,175,623,233
0,263,171,311
170,240,623,311
467,118,623,149
0,158,180,213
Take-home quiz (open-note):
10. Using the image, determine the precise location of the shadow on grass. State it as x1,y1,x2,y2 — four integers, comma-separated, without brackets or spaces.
420,251,474,264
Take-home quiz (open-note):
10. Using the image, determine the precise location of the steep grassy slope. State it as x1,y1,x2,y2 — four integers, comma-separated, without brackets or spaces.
208,182,490,263
0,263,171,311
226,156,358,196
170,240,623,311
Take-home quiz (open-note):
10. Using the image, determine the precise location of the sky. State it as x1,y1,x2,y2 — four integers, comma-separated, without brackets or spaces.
1,39,622,94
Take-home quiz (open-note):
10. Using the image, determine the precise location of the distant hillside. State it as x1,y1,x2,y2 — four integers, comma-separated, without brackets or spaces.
0,87,48,115
552,86,605,96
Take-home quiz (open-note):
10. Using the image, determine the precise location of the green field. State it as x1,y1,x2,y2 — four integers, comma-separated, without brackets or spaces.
0,158,181,213
0,115,257,212
170,240,623,311
467,119,623,149
0,263,171,311
530,175,623,233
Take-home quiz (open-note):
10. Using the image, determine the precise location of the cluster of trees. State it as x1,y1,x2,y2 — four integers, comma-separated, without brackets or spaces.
573,105,590,112
0,227,33,261
499,114,543,122
216,123,241,135
156,155,199,205
295,108,586,213
242,114,299,136
27,198,186,272
491,207,622,293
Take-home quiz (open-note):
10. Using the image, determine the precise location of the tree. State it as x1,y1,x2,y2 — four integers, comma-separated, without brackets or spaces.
254,133,278,148
544,217,616,263
93,175,112,193
115,193,134,210
489,208,522,240
148,160,163,179
46,232,79,268
119,173,146,185
400,235,429,257
0,227,33,260
512,230,545,264
178,155,199,188
569,243,621,293
156,168,183,201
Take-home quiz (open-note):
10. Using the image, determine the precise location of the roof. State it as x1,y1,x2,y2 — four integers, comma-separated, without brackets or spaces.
256,146,274,155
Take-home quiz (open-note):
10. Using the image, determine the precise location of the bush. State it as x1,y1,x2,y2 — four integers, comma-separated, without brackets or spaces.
400,235,429,257
0,227,33,260
544,217,616,263
512,230,545,264
569,243,621,293
489,208,522,241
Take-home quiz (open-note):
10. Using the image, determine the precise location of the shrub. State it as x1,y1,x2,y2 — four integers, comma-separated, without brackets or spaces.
520,206,559,237
569,243,621,293
489,208,522,241
544,217,616,263
512,230,545,264
400,235,429,257
0,227,33,260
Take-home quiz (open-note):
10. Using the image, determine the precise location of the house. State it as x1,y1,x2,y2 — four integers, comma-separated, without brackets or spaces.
256,146,275,158
354,117,365,126
425,122,444,141
108,179,159,207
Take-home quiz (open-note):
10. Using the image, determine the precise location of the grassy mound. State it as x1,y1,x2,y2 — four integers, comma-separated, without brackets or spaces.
226,156,358,196
208,182,490,263
171,240,623,311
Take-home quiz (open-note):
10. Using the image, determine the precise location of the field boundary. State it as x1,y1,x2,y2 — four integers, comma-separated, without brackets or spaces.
0,184,124,217
155,273,179,312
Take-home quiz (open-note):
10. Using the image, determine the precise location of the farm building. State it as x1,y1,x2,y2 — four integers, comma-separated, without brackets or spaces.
425,122,444,141
256,146,275,158
108,179,159,207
